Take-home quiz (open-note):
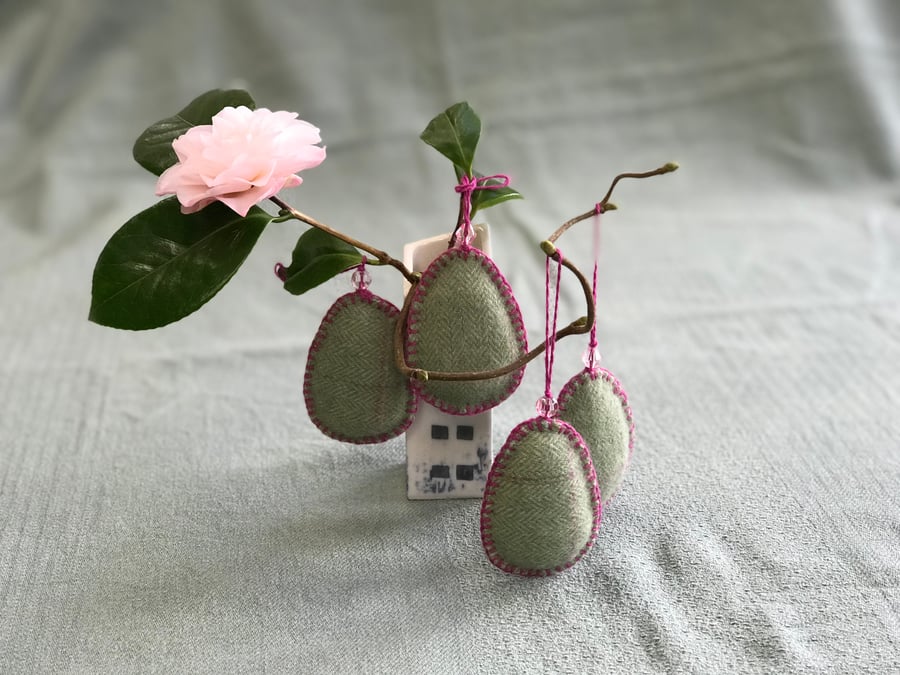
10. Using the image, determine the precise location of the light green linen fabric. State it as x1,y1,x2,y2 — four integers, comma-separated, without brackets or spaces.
3,1,900,672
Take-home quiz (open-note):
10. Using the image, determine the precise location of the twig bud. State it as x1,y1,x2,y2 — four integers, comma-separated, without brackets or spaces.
540,240,558,257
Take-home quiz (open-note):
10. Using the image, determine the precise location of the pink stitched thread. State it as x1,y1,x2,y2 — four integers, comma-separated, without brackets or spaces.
556,366,636,506
303,291,417,444
453,174,510,248
536,250,563,418
479,416,602,577
584,211,601,371
405,247,528,415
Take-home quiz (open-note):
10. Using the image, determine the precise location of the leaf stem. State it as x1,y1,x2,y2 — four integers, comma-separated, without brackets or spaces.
547,162,678,243
269,195,419,284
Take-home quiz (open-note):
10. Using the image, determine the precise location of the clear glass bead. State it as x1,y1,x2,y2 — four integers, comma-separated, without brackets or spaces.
351,267,372,290
582,346,602,371
535,395,558,418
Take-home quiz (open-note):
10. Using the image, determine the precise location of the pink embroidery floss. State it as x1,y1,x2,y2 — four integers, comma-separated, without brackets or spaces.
404,172,527,415
584,206,602,371
535,250,563,418
452,174,510,248
558,209,636,505
303,257,417,444
480,246,602,577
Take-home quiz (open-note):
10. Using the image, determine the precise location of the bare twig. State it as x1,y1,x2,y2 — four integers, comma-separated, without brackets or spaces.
269,195,419,284
275,160,676,384
547,162,678,243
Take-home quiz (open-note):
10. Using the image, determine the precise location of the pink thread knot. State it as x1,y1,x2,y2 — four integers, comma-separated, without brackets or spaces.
539,247,564,416
453,173,511,247
594,202,605,215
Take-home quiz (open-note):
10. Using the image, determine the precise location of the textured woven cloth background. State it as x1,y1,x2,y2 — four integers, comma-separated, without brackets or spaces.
2,0,899,672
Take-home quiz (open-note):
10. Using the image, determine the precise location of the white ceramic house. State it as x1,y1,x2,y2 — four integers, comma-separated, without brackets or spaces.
403,227,494,500
405,403,491,499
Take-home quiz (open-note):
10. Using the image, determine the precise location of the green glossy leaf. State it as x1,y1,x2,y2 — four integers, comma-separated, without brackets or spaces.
420,101,481,176
471,178,523,216
89,197,271,330
133,89,256,175
282,228,363,295
454,167,524,218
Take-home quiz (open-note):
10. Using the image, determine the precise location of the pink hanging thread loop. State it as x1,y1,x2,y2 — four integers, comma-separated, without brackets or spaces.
537,248,564,419
453,173,511,248
584,211,602,371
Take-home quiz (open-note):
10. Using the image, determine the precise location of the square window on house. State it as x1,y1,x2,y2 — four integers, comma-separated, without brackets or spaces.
456,465,475,481
431,425,449,440
456,425,474,441
430,464,451,479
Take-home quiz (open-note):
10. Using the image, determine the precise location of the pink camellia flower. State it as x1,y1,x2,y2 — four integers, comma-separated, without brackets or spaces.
156,106,326,217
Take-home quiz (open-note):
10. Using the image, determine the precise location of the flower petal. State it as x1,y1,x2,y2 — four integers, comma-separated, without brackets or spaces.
158,106,326,215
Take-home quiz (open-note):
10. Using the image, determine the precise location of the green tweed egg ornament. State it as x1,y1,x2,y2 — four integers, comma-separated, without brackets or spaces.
480,417,601,576
405,247,527,415
558,367,634,504
304,289,417,444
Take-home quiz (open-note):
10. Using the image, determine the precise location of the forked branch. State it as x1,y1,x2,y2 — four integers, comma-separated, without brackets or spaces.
547,162,678,243
275,161,677,383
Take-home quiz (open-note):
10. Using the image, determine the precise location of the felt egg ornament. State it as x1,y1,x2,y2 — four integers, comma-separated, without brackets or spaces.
480,417,601,576
558,367,635,504
304,289,417,443
405,247,527,415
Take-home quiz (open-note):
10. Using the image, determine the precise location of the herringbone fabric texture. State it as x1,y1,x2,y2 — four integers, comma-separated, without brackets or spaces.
481,417,600,575
559,368,634,504
304,291,416,443
406,248,527,415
